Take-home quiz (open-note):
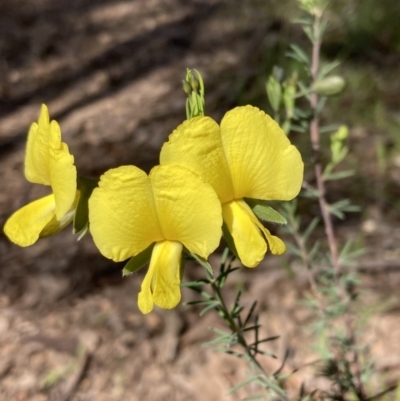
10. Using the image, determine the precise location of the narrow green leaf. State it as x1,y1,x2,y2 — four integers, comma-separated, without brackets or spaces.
186,300,215,306
319,19,328,39
210,327,230,336
220,247,230,265
243,324,261,333
315,96,327,115
218,266,239,289
290,124,308,133
320,124,340,134
318,60,341,80
243,301,257,326
122,243,154,276
258,350,277,359
293,17,313,26
225,350,244,358
324,170,354,181
303,216,320,244
252,335,280,345
303,25,315,43
181,280,208,288
288,44,310,65
244,199,287,225
190,252,214,276
285,242,302,257
200,302,219,316
308,240,320,260
273,349,290,376
227,376,260,395
329,199,360,219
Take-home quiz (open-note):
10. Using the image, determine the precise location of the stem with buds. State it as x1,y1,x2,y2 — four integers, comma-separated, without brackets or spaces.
308,12,367,401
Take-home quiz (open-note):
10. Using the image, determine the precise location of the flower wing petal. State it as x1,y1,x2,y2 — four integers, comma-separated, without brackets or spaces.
220,105,303,200
40,191,80,237
247,204,286,255
89,166,163,262
222,200,266,267
48,121,77,219
160,117,234,203
138,240,182,314
150,165,222,258
4,194,56,247
25,104,51,185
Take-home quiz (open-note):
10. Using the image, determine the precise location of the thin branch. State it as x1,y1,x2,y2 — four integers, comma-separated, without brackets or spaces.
308,12,367,401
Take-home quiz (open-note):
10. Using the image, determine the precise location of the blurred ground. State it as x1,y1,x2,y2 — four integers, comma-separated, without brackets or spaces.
1,0,400,400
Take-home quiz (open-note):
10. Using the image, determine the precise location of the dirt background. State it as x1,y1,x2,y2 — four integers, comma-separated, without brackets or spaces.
1,0,400,400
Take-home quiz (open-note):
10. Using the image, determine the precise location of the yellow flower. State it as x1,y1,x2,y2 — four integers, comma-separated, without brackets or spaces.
88,164,222,314
160,105,304,267
4,104,77,246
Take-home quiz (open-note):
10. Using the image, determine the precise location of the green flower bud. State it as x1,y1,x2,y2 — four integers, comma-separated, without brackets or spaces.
182,80,192,95
183,69,206,119
335,125,348,141
283,82,296,120
189,75,199,92
312,76,346,97
297,0,327,15
266,76,282,113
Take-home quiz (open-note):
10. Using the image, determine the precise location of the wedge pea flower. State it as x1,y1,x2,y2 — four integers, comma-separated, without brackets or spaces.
4,104,78,247
160,105,304,268
88,164,222,314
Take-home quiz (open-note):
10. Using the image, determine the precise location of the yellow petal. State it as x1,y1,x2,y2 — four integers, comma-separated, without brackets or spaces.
150,165,222,258
40,190,80,237
247,206,286,256
220,105,303,200
223,199,286,267
25,104,51,185
48,121,77,219
24,105,77,219
222,200,266,267
3,194,56,247
160,117,235,203
89,166,163,262
138,240,182,314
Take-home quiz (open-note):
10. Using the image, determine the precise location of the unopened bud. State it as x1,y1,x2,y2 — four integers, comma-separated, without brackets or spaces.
266,76,282,113
333,125,348,141
312,76,345,96
182,80,192,95
189,76,199,92
297,0,327,16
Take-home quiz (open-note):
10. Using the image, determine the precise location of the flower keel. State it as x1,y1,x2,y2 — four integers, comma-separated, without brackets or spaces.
138,240,183,314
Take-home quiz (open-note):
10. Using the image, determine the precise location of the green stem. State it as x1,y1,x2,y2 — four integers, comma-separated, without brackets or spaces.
208,266,289,400
308,12,367,401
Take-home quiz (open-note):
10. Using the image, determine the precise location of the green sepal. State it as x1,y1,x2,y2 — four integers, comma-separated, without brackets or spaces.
73,177,98,239
122,243,155,276
183,246,213,276
244,198,287,225
191,253,213,276
222,222,240,261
